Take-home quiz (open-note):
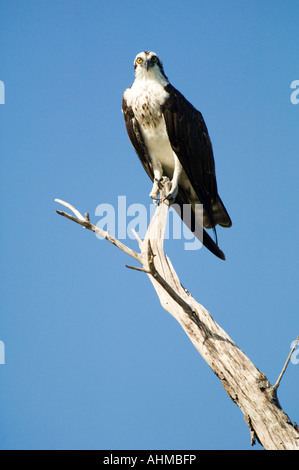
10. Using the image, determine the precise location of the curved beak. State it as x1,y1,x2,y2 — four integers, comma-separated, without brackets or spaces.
145,60,154,71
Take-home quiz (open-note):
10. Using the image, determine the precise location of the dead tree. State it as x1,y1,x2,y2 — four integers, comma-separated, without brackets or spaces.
55,183,299,451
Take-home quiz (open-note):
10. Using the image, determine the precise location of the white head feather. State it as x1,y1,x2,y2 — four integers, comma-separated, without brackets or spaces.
133,51,168,85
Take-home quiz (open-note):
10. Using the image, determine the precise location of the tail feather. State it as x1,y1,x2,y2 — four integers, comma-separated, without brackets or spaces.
212,196,232,228
202,228,225,260
173,197,226,260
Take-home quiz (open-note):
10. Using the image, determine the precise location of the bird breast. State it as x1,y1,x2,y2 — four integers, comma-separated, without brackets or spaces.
141,118,175,173
124,79,175,175
126,80,169,128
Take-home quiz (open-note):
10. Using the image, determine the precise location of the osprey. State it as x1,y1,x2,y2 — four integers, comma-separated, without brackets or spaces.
122,51,232,260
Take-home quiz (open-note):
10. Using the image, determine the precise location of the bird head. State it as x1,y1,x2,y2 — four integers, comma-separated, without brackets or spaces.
133,51,168,81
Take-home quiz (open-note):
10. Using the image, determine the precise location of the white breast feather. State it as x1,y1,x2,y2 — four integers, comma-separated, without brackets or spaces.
124,77,176,174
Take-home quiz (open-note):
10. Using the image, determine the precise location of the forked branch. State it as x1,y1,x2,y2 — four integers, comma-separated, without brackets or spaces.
55,190,299,450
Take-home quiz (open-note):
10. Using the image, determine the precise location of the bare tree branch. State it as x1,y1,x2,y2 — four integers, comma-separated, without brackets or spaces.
55,198,141,262
55,190,299,450
272,336,299,393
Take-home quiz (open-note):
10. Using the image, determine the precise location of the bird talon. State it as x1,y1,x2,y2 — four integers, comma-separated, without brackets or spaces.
161,192,173,205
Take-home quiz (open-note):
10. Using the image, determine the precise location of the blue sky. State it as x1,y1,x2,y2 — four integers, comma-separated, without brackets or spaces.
0,0,298,450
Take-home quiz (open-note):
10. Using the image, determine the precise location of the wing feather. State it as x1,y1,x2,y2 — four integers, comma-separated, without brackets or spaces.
162,84,232,229
122,95,154,181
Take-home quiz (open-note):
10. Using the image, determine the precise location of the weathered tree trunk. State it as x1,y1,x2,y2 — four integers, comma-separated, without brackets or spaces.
55,188,299,450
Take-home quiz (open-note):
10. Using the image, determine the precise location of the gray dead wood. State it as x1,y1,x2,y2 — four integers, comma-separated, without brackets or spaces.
55,188,299,450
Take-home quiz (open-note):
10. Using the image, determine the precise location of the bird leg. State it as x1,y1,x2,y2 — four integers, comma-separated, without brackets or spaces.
149,179,161,203
164,153,183,204
149,154,183,205
149,163,163,204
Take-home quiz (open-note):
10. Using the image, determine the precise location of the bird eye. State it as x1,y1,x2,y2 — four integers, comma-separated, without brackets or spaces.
151,56,157,63
136,57,143,64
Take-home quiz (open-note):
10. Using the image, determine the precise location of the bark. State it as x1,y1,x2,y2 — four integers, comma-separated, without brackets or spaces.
55,189,299,450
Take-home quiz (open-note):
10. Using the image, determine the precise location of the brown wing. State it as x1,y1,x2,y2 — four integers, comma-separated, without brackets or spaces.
162,84,232,230
122,95,154,181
